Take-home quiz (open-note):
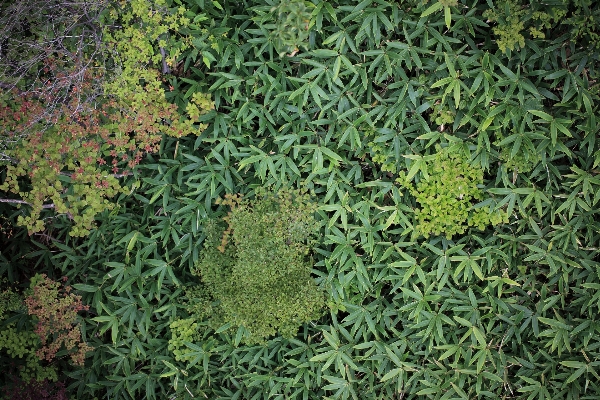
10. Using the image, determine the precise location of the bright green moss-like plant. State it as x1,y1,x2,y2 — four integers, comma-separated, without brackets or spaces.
191,189,324,344
397,147,508,239
168,318,200,362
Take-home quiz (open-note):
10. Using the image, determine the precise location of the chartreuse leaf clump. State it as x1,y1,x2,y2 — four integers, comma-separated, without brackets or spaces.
483,0,569,53
168,318,200,362
190,188,324,344
398,146,508,239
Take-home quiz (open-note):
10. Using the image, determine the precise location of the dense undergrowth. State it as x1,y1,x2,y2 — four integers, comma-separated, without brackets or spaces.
1,0,600,398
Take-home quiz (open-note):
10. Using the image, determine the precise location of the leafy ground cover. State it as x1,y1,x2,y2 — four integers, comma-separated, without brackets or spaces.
1,0,600,399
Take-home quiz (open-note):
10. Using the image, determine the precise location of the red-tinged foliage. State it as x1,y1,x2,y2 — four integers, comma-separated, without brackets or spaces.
24,275,92,366
0,0,213,237
0,51,208,236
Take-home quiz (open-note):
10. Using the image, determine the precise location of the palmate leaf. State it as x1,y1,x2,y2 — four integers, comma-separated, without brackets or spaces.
16,0,600,397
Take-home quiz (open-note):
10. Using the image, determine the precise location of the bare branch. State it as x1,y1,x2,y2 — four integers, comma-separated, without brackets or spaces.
58,171,133,179
33,231,63,244
0,198,56,209
160,46,171,74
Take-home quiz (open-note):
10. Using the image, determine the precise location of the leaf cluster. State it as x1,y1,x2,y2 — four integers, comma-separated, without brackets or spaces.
192,189,324,344
25,274,92,366
0,0,599,398
397,145,508,238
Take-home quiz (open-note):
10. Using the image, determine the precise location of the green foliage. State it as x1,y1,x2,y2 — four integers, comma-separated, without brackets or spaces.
1,0,600,398
102,0,214,128
192,189,324,344
483,0,529,52
0,324,57,383
430,104,455,127
495,129,541,173
0,283,22,320
252,0,314,57
397,146,508,239
567,1,600,50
